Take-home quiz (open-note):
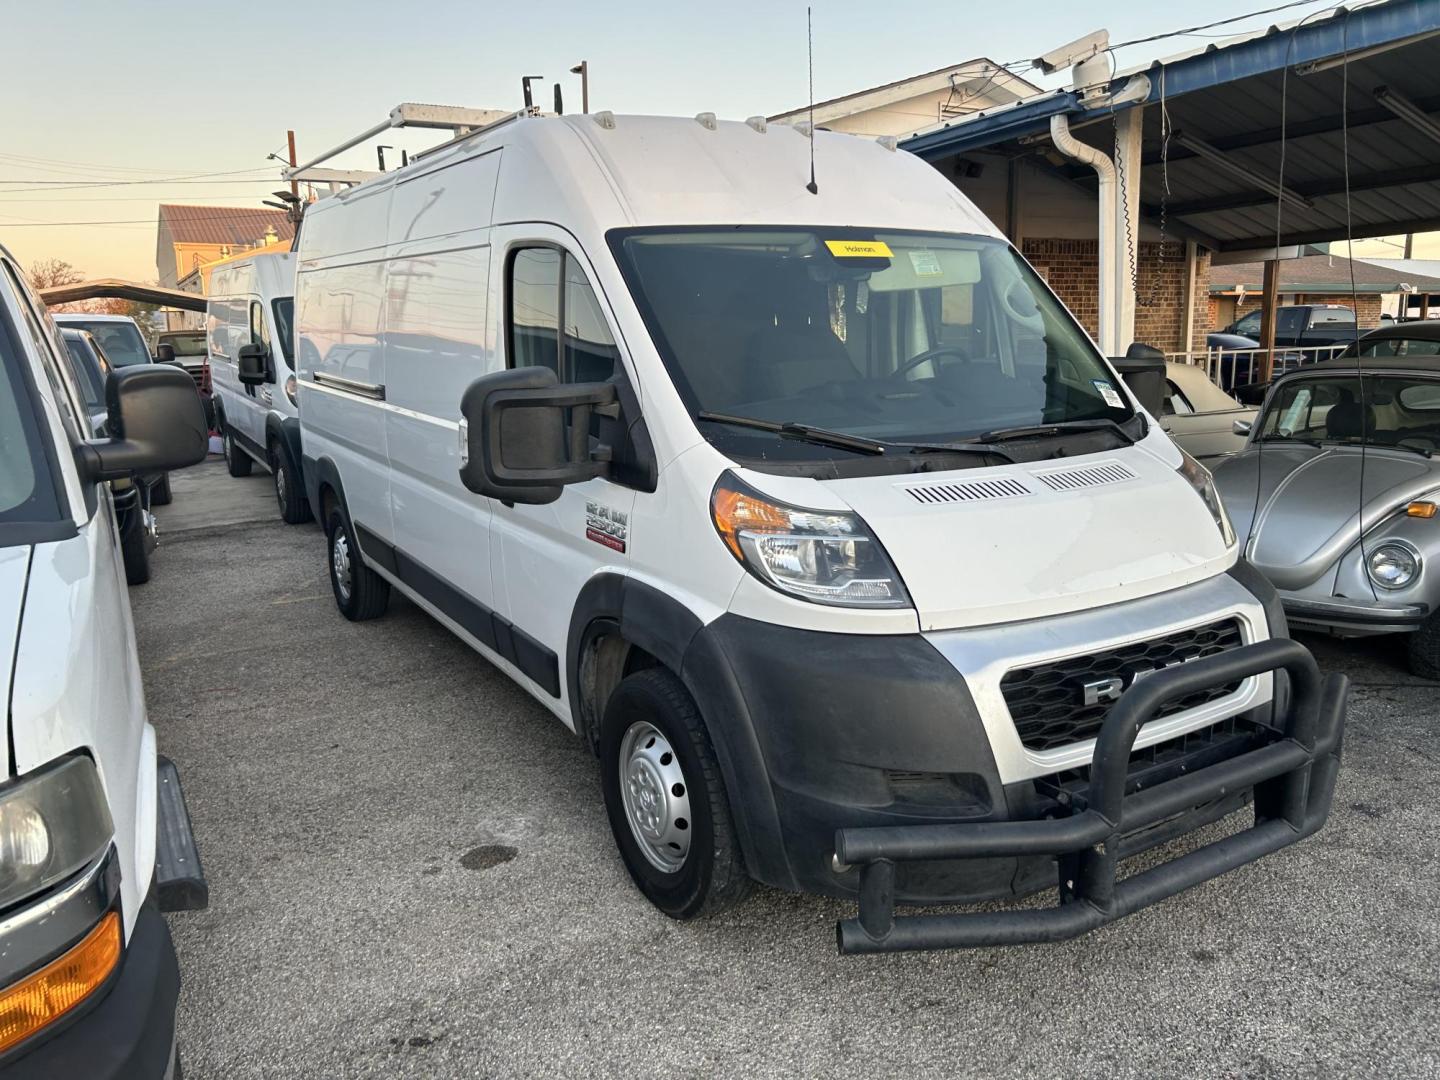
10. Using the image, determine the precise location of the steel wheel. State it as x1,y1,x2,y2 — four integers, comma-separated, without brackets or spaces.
618,720,692,873
331,528,352,603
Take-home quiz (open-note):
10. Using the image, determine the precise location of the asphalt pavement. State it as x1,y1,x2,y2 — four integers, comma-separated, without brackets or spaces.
139,456,1440,1079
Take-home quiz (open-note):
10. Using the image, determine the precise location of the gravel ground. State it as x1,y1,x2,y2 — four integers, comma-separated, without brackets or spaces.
138,459,1440,1079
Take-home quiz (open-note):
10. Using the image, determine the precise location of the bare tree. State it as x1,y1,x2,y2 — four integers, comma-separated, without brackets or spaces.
27,258,85,290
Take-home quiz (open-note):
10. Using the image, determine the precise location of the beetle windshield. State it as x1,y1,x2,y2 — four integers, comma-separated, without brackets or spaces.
610,228,1132,462
1261,373,1440,452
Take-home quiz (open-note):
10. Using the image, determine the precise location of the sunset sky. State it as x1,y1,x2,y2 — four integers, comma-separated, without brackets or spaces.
4,0,1434,281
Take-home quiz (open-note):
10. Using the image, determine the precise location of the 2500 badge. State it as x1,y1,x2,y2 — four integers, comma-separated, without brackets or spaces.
586,501,628,553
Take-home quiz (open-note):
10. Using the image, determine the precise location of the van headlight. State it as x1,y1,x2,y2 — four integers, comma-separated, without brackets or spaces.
710,473,910,608
1176,449,1235,548
0,756,114,911
1368,543,1420,589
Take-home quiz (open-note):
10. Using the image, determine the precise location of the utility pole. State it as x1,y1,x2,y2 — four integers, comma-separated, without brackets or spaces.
287,130,299,199
570,61,590,113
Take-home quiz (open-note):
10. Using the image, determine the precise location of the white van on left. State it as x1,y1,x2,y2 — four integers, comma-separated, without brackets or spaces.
0,245,208,1077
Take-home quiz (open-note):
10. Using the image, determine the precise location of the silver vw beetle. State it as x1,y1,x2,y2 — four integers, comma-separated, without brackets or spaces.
1212,354,1440,678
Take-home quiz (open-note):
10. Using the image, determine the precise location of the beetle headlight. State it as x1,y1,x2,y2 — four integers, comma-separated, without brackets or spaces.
1176,448,1236,548
0,757,113,911
711,473,910,608
1367,543,1420,590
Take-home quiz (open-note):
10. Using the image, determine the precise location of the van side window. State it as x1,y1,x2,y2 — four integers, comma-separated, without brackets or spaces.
510,248,561,375
509,247,617,383
250,301,270,350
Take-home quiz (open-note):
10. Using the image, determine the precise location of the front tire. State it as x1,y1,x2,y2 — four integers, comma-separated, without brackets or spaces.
325,507,389,621
599,667,750,919
223,432,252,477
150,473,173,506
271,444,311,525
120,510,151,586
1408,613,1440,680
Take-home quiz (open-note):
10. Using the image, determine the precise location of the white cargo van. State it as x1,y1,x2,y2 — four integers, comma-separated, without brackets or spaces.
208,251,311,523
296,114,1347,954
0,245,207,1073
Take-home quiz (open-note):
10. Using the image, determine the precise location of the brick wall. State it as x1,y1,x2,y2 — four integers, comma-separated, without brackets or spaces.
1021,239,1210,353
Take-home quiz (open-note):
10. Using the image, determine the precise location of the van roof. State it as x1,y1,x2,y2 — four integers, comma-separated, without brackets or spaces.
306,113,999,242
52,313,140,325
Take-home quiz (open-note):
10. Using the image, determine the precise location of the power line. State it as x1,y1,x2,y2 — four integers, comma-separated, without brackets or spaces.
0,167,278,193
1107,0,1337,53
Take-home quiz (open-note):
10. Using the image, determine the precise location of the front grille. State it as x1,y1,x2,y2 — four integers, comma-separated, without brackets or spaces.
1000,619,1246,751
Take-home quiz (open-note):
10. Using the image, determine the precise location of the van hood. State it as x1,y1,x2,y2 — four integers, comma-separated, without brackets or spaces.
822,440,1234,630
0,545,29,714
1213,445,1438,590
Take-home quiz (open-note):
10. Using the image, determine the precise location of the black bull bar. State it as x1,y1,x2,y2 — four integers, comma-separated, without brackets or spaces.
835,639,1347,955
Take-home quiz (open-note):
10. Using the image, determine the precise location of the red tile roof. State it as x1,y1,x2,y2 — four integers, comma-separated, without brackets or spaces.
157,204,295,246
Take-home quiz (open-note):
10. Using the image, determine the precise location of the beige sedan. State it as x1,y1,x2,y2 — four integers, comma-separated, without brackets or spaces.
1159,361,1257,464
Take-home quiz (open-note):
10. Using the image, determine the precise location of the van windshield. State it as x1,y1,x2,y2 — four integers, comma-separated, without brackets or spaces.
272,298,294,364
57,319,150,367
610,228,1132,464
1,321,63,537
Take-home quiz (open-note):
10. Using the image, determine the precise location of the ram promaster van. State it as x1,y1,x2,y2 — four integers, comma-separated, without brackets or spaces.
0,245,208,1073
209,251,311,523
296,113,1348,954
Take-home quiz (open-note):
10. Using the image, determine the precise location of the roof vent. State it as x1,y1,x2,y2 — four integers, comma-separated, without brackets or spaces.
877,135,898,152
1031,460,1137,491
592,111,616,130
695,112,718,131
902,477,1033,505
746,115,768,134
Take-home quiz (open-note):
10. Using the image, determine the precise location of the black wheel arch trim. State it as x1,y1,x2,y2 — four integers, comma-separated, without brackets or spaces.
566,574,794,890
266,413,304,481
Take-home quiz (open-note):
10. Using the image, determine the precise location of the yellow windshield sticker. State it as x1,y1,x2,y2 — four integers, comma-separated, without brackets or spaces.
825,240,893,258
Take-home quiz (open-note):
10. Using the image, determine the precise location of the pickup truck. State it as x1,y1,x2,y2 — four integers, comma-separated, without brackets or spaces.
1224,304,1359,349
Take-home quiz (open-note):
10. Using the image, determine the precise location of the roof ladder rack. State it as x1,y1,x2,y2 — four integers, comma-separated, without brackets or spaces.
284,103,538,187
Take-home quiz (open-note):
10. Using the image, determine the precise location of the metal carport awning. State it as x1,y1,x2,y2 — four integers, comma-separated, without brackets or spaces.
37,280,206,313
898,0,1440,361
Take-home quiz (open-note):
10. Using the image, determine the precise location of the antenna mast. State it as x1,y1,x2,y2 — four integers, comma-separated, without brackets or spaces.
806,6,818,194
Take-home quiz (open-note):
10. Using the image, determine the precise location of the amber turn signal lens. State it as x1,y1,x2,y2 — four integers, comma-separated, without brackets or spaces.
1406,502,1437,519
0,911,121,1054
711,485,792,558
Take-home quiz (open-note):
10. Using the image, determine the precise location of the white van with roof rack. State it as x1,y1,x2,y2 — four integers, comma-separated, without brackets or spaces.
295,110,1349,954
208,250,311,523
0,244,208,1074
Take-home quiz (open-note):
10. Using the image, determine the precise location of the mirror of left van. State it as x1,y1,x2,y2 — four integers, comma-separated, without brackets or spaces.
459,367,616,504
236,342,270,386
75,365,208,481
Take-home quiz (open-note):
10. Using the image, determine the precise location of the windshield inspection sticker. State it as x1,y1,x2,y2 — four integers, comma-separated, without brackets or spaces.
908,249,943,276
586,501,628,553
824,239,893,259
1092,379,1125,408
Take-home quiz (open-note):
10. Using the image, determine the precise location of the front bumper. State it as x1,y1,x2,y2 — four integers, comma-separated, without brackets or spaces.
834,638,1346,954
0,894,180,1079
1283,595,1430,634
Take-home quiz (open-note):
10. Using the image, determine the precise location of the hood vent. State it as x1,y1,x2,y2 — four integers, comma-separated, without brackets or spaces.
1032,460,1137,492
903,477,1033,504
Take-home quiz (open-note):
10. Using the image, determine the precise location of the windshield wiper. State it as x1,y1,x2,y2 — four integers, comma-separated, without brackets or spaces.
975,418,1135,445
696,412,1014,461
696,412,887,455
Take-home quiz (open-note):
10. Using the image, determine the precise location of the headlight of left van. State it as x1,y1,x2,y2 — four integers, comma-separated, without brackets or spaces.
1177,449,1236,548
0,756,113,911
711,472,910,608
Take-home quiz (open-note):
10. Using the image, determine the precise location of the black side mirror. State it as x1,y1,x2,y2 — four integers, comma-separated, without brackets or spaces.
156,343,176,363
237,342,269,385
75,365,208,481
1110,342,1167,417
459,367,615,504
